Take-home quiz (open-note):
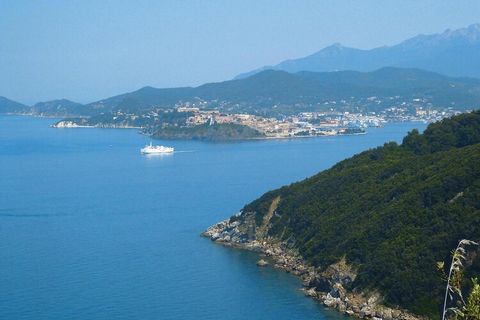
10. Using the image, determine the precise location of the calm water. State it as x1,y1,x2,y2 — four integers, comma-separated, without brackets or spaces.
0,115,426,320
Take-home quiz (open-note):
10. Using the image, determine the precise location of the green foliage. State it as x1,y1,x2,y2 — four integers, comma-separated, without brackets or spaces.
239,111,480,317
462,278,480,320
440,240,479,320
152,122,264,141
403,111,480,154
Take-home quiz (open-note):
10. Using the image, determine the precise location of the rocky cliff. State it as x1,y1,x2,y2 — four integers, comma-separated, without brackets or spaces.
202,205,423,320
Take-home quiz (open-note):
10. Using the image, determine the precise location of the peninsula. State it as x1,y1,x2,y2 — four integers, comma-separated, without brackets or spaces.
203,111,480,319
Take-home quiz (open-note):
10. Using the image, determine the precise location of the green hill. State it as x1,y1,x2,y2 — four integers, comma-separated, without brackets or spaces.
0,96,28,114
31,99,86,116
152,123,264,141
0,97,88,116
89,68,480,115
3,68,480,118
225,111,480,316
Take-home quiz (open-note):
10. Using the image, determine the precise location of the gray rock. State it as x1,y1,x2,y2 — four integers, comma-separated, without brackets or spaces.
256,259,269,267
383,308,393,320
392,310,401,318
304,288,317,297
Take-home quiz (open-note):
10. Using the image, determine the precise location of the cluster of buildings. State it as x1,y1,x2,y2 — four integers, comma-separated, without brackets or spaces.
174,103,465,138
178,108,374,138
379,106,464,122
81,97,467,138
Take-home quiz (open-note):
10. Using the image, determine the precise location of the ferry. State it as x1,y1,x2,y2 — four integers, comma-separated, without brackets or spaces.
140,142,174,154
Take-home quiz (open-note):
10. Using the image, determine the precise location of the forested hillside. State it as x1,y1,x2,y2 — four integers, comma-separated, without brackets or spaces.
239,111,480,316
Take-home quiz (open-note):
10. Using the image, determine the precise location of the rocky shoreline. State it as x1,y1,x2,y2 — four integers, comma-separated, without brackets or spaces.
52,119,141,129
202,217,424,320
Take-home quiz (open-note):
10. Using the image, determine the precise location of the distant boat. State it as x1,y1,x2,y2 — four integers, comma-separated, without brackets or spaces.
141,142,174,154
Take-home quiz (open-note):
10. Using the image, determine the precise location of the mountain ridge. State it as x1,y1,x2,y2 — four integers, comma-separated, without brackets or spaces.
0,96,29,114
235,23,480,80
86,67,480,115
31,99,87,116
2,66,480,117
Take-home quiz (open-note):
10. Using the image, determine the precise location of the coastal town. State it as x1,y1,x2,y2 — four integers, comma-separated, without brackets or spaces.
54,96,465,140
177,105,462,137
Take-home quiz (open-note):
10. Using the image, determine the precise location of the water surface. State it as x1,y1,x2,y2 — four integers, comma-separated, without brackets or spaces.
0,116,426,320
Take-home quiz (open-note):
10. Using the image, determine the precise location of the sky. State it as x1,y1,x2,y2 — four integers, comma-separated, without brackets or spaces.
1,0,479,104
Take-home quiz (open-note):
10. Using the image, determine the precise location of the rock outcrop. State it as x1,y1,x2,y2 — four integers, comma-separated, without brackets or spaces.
256,259,269,267
52,120,82,128
202,212,424,320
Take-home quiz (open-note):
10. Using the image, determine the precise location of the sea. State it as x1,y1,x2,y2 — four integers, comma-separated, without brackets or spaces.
0,115,426,320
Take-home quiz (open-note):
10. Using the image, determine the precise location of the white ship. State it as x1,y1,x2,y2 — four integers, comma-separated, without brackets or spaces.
140,142,174,154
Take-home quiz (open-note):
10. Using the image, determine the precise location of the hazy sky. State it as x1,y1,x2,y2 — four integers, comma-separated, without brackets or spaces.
1,0,479,104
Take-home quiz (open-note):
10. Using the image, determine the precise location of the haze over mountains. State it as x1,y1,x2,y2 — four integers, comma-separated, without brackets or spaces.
1,23,480,117
236,23,480,79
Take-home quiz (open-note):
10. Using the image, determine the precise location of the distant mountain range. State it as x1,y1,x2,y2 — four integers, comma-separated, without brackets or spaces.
66,67,480,114
90,67,480,114
0,98,85,116
31,99,86,116
236,23,480,79
1,67,480,117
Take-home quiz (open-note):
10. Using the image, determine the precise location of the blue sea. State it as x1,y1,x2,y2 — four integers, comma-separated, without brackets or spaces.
0,115,426,320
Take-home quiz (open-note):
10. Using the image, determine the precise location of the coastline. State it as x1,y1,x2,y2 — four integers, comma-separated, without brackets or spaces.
53,122,369,141
51,119,142,129
52,123,142,129
2,114,422,144
3,113,374,141
202,218,424,320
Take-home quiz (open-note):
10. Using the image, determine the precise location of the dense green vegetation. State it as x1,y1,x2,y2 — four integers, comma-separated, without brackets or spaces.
151,123,264,141
241,111,480,317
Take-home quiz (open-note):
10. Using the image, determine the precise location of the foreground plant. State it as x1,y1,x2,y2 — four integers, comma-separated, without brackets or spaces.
439,239,479,320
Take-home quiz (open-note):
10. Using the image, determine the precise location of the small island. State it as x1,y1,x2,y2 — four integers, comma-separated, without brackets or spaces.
150,122,265,141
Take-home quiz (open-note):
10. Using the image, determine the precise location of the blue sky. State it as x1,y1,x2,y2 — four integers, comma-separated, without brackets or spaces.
1,0,479,104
